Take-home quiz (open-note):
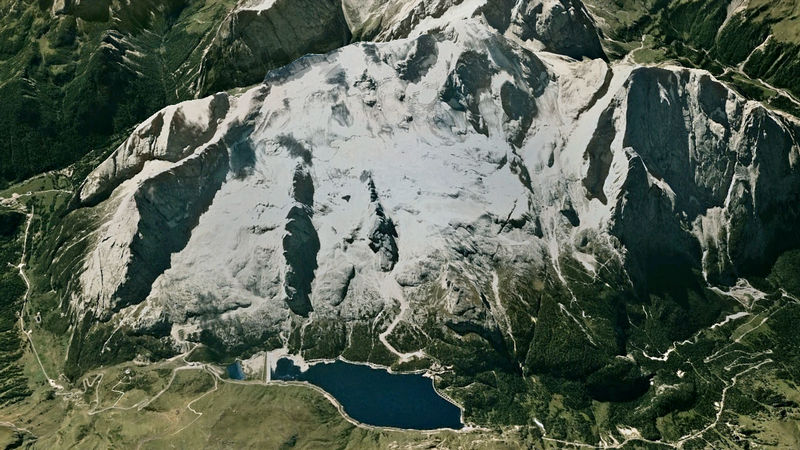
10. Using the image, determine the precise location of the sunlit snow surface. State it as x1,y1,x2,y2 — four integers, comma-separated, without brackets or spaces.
74,2,800,356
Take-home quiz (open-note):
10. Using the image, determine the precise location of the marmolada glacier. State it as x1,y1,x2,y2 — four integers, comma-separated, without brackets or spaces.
1,0,800,448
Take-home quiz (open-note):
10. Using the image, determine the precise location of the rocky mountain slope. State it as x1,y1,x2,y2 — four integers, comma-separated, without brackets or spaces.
0,0,354,187
3,0,800,447
0,0,226,185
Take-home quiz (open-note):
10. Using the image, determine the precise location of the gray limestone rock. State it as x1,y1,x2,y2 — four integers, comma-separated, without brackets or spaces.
197,0,351,96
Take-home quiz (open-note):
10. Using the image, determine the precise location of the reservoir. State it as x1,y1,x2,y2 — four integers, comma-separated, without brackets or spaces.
272,358,463,430
227,361,245,380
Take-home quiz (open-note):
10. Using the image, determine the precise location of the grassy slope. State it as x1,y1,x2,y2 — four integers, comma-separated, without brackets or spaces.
585,0,800,117
0,206,29,408
2,273,797,449
0,354,538,449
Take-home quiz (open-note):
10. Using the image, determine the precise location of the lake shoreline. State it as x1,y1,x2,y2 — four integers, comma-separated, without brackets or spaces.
216,347,474,432
271,357,464,430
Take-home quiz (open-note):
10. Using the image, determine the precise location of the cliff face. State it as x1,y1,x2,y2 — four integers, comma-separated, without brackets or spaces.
196,0,353,97
614,68,800,286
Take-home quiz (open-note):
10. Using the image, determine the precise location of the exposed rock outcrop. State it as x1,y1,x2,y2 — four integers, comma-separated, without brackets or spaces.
197,0,352,96
66,0,800,359
79,93,231,206
77,87,267,316
365,177,399,271
613,68,800,284
283,205,319,316
282,154,319,316
509,0,606,60
47,3,800,433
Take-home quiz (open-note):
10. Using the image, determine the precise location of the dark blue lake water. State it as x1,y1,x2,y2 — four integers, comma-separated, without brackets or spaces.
272,358,463,430
227,361,245,380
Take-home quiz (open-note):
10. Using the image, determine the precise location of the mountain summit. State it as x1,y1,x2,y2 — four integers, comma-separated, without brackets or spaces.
2,0,800,447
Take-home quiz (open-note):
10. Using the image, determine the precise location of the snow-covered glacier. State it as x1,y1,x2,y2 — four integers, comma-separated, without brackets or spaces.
38,0,800,440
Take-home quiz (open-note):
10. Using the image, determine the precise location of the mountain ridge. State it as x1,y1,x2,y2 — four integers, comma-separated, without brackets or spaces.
2,0,800,447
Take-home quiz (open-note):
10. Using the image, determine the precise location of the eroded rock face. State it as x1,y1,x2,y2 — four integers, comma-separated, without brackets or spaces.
283,205,319,316
76,87,267,317
283,151,319,316
611,68,800,285
343,0,466,40
79,93,231,206
365,177,399,271
510,0,606,60
197,0,352,96
342,0,605,63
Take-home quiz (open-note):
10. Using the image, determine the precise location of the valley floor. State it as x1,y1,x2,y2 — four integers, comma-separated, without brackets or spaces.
0,350,540,449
